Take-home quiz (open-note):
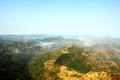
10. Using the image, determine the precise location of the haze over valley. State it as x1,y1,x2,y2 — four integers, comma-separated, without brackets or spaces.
0,35,120,80
0,0,120,80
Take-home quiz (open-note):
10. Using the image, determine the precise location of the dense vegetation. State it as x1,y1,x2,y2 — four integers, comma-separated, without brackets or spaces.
28,52,60,80
0,41,40,80
55,46,92,73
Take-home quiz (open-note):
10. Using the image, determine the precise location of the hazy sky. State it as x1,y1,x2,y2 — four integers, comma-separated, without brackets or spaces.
0,0,120,36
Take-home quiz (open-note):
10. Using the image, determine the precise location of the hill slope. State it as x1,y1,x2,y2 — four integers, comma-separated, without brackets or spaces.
28,44,120,80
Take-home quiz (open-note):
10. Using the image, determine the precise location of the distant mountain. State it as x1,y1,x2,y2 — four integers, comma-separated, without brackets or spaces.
0,34,58,42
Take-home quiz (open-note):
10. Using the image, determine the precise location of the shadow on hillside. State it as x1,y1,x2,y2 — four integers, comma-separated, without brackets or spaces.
0,50,33,80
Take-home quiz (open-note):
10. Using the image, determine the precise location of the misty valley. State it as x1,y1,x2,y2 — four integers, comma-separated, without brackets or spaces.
0,35,120,80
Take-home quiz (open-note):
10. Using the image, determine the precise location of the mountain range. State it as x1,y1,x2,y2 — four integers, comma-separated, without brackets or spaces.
0,35,120,80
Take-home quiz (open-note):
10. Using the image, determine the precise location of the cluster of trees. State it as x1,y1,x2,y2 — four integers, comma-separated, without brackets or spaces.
0,41,42,80
28,52,60,80
55,46,92,73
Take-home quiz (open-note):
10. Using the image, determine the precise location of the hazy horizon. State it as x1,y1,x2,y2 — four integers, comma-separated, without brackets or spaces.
0,0,120,36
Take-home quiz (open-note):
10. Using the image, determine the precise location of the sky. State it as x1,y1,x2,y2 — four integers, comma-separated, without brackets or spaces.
0,0,120,36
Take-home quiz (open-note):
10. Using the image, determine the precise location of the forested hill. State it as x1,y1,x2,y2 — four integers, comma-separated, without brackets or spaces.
0,36,120,80
29,44,120,80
